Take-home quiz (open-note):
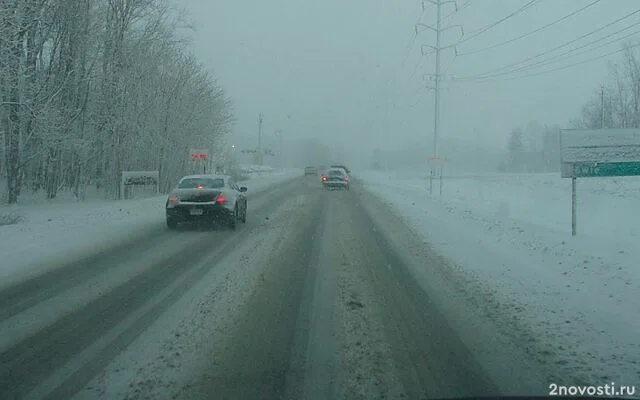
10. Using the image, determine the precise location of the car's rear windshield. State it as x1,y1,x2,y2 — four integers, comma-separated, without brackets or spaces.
328,170,344,176
178,178,225,189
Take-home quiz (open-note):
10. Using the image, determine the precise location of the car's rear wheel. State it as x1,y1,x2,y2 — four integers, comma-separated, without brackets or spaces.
229,207,237,230
167,217,178,230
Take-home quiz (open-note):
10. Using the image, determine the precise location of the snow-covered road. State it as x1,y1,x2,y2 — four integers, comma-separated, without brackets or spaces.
0,169,299,289
0,172,636,399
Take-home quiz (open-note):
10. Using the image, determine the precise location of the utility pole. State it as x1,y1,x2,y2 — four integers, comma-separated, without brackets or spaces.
600,85,605,129
276,129,284,167
258,113,264,165
431,0,442,194
417,0,461,195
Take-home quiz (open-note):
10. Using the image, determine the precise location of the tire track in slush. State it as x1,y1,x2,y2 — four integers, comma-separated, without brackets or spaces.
178,192,334,399
181,182,501,399
0,178,305,400
287,195,339,400
0,177,301,323
1,232,239,400
0,226,168,322
344,184,503,399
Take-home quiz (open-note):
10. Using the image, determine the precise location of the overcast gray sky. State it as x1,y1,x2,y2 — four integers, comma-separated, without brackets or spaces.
173,0,640,162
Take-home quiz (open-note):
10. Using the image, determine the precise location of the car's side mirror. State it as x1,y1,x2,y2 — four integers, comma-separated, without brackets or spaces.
240,186,247,192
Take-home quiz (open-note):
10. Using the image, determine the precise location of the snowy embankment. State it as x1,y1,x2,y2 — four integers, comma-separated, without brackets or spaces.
359,170,640,386
0,168,300,289
238,164,278,174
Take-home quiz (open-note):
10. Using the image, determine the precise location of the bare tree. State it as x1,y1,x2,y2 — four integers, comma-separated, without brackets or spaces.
1,0,234,203
578,42,640,131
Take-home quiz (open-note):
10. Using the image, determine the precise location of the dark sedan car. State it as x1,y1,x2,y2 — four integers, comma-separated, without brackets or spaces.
321,168,350,190
165,174,247,230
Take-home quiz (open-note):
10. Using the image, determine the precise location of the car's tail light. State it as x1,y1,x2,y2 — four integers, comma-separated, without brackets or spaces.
196,184,204,189
216,195,227,204
167,196,179,208
321,176,327,182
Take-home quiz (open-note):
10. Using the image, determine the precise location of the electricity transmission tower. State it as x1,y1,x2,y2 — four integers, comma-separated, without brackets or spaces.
416,0,462,194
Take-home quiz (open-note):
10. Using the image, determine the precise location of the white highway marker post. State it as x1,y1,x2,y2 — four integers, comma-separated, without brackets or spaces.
560,128,640,236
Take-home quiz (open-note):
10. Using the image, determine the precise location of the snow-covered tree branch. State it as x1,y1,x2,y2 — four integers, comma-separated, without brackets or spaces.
0,0,234,203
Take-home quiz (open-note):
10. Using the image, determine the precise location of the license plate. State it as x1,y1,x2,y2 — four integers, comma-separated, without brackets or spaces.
190,208,203,216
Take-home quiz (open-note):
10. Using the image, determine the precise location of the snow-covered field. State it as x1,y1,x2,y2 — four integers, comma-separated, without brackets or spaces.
0,168,300,289
359,170,640,386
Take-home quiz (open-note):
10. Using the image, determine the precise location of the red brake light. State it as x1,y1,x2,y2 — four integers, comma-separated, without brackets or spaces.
216,195,226,204
196,184,204,189
167,196,179,208
321,176,327,181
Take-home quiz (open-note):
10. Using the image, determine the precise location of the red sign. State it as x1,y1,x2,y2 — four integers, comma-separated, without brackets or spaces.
190,149,209,160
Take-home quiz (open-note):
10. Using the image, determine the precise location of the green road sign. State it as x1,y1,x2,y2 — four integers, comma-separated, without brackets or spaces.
558,129,640,236
568,161,640,178
560,129,640,178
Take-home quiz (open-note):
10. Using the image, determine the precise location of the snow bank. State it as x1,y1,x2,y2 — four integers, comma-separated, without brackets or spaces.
0,169,300,288
359,170,640,386
239,164,276,174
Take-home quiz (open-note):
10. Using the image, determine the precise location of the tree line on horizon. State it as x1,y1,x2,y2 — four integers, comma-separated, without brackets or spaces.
505,42,640,173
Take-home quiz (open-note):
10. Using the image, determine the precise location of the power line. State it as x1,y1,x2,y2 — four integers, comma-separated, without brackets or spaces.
454,41,640,83
442,0,471,22
392,83,430,110
458,8,640,79
401,3,429,67
442,53,457,75
450,0,539,48
465,19,640,79
409,51,429,81
498,24,640,76
458,0,602,56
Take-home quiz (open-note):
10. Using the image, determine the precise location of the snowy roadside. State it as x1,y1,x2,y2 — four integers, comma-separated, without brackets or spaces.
0,169,301,288
359,170,640,387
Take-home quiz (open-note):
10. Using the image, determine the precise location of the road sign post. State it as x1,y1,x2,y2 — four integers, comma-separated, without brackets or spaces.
189,149,209,174
560,128,640,235
120,171,159,200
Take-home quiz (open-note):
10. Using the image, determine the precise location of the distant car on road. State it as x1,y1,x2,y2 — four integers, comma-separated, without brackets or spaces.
304,166,318,176
322,168,350,191
165,174,247,230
